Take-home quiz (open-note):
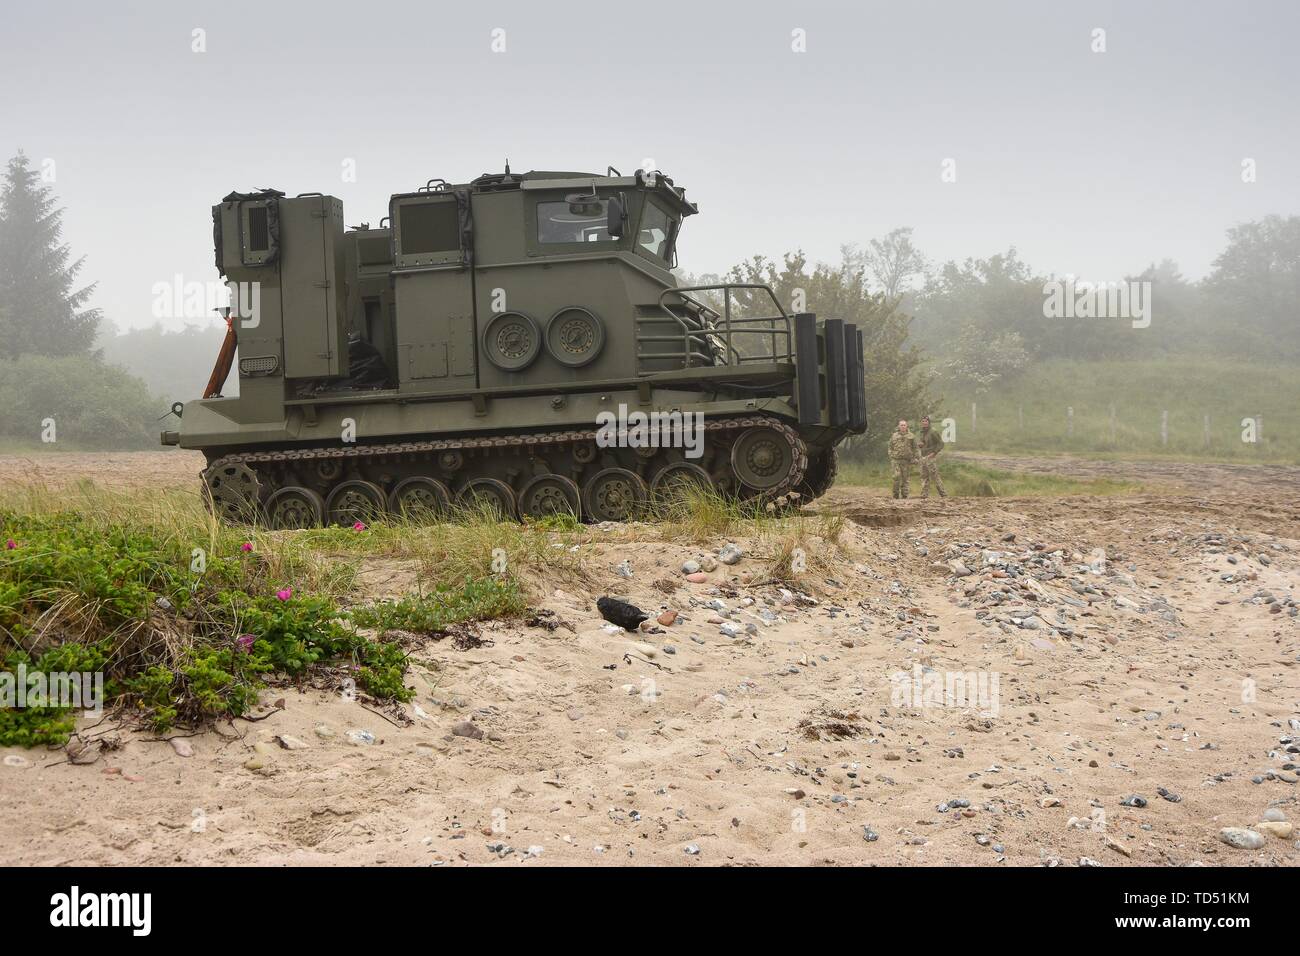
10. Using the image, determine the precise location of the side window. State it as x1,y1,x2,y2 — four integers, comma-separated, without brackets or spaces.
537,199,612,244
400,202,459,254
637,201,673,261
393,198,461,267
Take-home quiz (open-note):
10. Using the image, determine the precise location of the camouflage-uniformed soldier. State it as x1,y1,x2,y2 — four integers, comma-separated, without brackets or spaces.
887,420,919,499
917,415,947,498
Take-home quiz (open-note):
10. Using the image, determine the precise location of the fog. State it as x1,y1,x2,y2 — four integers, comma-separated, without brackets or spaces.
2,0,1296,332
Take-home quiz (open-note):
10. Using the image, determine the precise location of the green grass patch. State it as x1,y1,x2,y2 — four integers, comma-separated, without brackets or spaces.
931,357,1300,462
350,577,527,634
0,499,530,744
835,458,1139,496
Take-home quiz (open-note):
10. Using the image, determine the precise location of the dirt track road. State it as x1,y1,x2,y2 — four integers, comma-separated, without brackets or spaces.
2,452,1298,866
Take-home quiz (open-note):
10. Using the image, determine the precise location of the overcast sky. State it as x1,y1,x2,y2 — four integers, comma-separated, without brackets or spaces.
2,0,1296,332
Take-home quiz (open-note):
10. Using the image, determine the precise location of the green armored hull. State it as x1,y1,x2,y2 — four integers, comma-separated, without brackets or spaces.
164,167,866,526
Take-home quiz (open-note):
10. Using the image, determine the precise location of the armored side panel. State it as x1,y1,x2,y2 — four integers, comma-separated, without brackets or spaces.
391,192,477,393
280,195,348,379
847,324,866,431
824,318,849,427
794,313,822,425
214,198,286,417
470,181,658,390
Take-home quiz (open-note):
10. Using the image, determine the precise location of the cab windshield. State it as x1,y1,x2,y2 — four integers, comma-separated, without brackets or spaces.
637,200,676,261
537,199,612,243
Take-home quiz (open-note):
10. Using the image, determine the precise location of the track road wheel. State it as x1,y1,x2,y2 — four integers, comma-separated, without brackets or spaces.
730,425,795,492
325,479,387,526
456,478,518,520
583,467,648,523
518,474,582,521
204,461,262,524
387,477,451,522
264,487,325,530
649,461,714,515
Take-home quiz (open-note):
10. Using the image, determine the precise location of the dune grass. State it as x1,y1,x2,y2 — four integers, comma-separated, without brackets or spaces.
0,484,536,744
932,357,1300,462
834,458,1139,496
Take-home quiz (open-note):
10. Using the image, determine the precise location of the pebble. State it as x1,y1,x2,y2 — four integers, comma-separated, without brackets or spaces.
862,826,879,842
275,735,310,750
1218,827,1265,850
685,572,708,584
1262,808,1287,822
681,559,701,574
1104,836,1132,857
450,721,482,740
314,724,335,739
1119,795,1147,808
657,610,678,626
1255,821,1293,839
718,543,743,565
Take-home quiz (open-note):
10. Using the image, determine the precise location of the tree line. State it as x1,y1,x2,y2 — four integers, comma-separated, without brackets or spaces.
0,151,161,448
684,215,1299,456
3,147,1296,456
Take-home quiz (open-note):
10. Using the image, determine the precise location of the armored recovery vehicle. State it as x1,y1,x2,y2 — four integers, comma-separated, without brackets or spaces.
163,167,868,527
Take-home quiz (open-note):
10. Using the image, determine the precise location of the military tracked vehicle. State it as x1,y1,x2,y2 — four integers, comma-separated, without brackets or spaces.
163,166,868,527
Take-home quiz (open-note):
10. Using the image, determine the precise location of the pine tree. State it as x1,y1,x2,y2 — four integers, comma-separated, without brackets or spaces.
0,150,101,359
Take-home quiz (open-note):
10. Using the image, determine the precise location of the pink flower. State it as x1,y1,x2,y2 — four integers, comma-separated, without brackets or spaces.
4,539,15,550
276,588,292,601
240,542,253,553
352,521,366,532
236,634,255,653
